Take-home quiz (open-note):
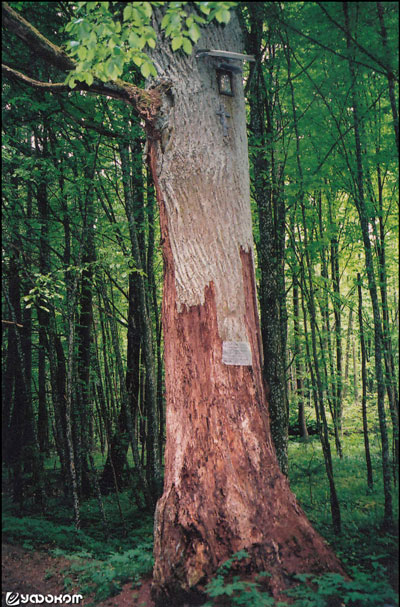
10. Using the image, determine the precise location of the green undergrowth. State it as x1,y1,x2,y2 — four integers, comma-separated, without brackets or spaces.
2,432,398,605
288,433,399,586
60,540,154,603
203,551,398,607
2,487,154,604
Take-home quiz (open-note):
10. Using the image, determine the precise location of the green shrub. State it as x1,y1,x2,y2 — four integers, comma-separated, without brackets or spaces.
203,551,275,607
285,565,398,606
2,512,154,603
64,540,154,602
203,552,398,607
2,514,110,557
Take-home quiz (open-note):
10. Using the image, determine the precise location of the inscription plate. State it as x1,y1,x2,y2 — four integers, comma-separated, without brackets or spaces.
222,341,252,366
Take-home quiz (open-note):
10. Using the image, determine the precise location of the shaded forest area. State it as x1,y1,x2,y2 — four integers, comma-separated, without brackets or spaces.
2,2,399,606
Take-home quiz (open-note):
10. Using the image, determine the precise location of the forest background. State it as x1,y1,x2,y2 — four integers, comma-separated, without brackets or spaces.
2,2,399,606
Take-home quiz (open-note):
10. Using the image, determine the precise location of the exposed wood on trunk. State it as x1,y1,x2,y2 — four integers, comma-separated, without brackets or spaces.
147,11,344,605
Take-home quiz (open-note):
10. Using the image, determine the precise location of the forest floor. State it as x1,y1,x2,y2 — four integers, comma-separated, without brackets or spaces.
1,543,155,607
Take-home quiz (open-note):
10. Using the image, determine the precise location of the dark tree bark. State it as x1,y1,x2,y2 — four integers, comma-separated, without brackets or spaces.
376,2,399,153
100,271,141,493
119,138,162,499
4,260,26,505
246,3,289,476
330,213,343,448
317,195,343,459
357,274,374,490
293,280,309,441
75,161,96,497
33,133,50,457
375,163,399,472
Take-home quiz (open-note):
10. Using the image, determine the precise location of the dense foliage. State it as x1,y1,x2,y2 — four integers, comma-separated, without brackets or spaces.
2,1,398,605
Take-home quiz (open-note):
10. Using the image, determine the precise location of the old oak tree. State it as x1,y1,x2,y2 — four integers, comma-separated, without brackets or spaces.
2,2,345,605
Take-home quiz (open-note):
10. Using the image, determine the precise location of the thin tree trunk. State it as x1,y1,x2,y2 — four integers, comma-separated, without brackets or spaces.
36,174,50,455
343,2,392,527
93,323,126,528
317,202,342,458
119,139,162,499
343,307,353,401
247,4,288,474
293,280,308,441
357,274,374,490
330,211,343,447
376,163,399,472
376,2,399,153
98,276,153,510
101,272,140,492
299,218,342,534
65,271,81,529
353,334,359,403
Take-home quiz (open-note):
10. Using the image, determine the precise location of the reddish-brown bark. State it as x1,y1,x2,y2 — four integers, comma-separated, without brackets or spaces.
148,141,345,606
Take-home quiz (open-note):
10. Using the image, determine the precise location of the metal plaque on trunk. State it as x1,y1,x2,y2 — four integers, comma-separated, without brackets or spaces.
222,341,252,366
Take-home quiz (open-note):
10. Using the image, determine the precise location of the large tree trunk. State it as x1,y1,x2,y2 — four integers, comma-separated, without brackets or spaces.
148,11,344,606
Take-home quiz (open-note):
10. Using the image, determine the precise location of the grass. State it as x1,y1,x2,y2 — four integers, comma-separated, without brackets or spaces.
2,421,398,606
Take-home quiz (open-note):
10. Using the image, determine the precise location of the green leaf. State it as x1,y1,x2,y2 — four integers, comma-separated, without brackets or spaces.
182,37,192,55
123,5,132,21
142,2,153,18
187,23,201,43
132,54,144,67
77,45,87,61
171,36,183,51
215,8,231,24
161,14,170,29
106,60,119,79
129,32,140,48
140,61,151,78
198,3,210,14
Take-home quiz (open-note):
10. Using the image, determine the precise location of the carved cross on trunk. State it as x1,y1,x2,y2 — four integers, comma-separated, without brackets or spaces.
216,103,231,137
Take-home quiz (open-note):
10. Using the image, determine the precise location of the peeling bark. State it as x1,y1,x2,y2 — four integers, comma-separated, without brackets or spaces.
147,11,344,605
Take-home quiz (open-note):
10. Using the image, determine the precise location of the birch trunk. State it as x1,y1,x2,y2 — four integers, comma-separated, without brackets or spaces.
147,11,344,605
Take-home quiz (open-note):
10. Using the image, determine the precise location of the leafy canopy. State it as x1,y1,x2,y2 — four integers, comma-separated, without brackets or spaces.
64,1,237,87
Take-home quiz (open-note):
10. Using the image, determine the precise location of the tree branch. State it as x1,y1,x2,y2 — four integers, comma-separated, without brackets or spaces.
2,62,134,103
2,2,167,127
2,2,75,72
2,63,71,92
276,7,388,77
315,1,392,76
